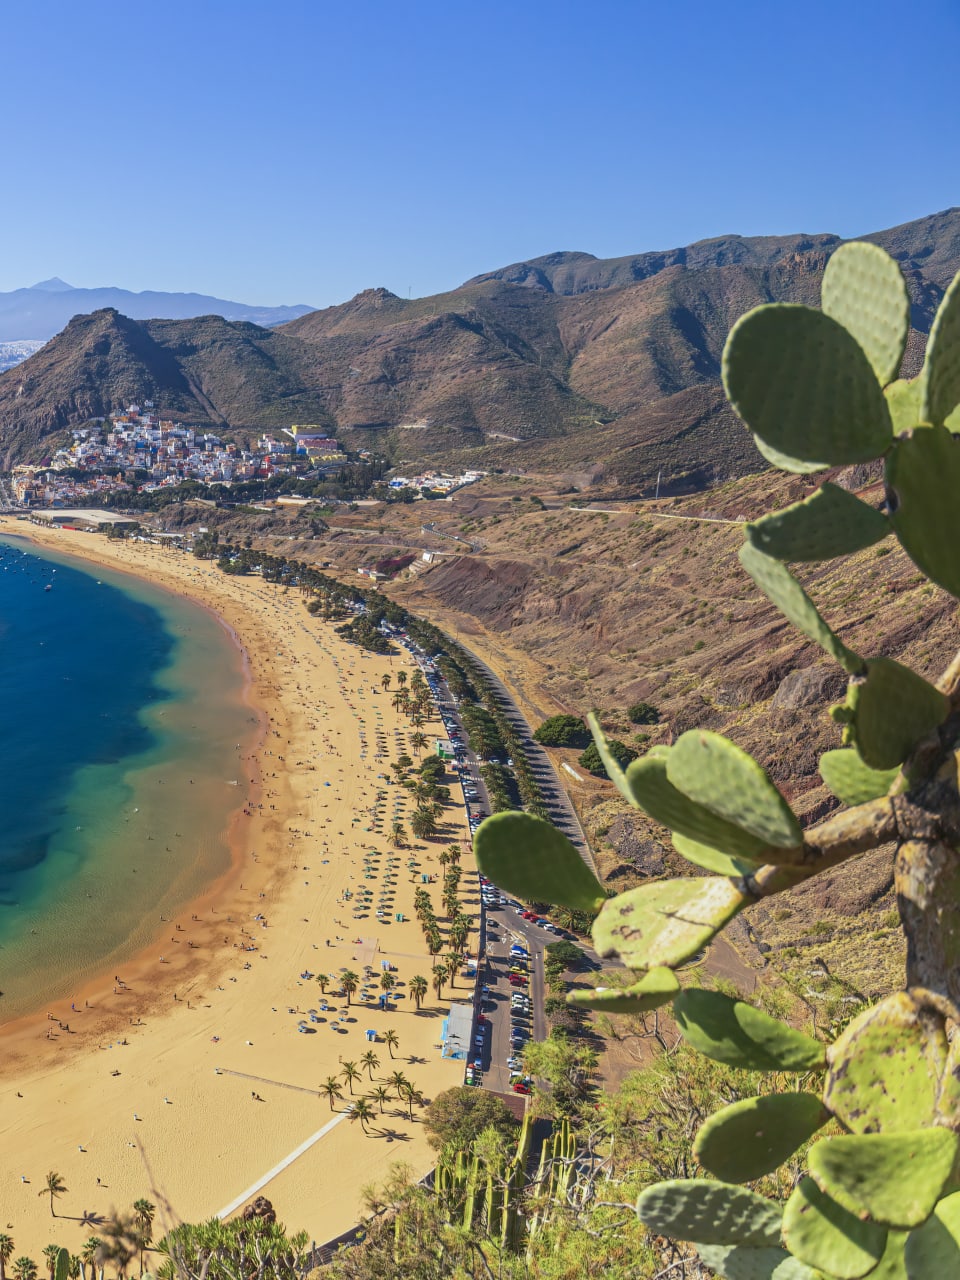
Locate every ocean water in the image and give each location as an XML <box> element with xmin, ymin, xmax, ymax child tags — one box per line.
<box><xmin>0</xmin><ymin>536</ymin><xmax>255</xmax><ymax>1020</ymax></box>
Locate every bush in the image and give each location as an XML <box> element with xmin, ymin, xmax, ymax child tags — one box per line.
<box><xmin>423</xmin><ymin>1087</ymin><xmax>519</xmax><ymax>1151</ymax></box>
<box><xmin>545</xmin><ymin>940</ymin><xmax>587</xmax><ymax>970</ymax></box>
<box><xmin>579</xmin><ymin>739</ymin><xmax>638</xmax><ymax>778</ymax></box>
<box><xmin>533</xmin><ymin>714</ymin><xmax>590</xmax><ymax>748</ymax></box>
<box><xmin>627</xmin><ymin>701</ymin><xmax>660</xmax><ymax>725</ymax></box>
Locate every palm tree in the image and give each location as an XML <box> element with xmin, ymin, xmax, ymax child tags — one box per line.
<box><xmin>445</xmin><ymin>952</ymin><xmax>460</xmax><ymax>987</ymax></box>
<box><xmin>381</xmin><ymin>674</ymin><xmax>391</xmax><ymax>691</ymax></box>
<box><xmin>391</xmin><ymin>692</ymin><xmax>405</xmax><ymax>715</ymax></box>
<box><xmin>432</xmin><ymin>963</ymin><xmax>449</xmax><ymax>1001</ymax></box>
<box><xmin>387</xmin><ymin>1069</ymin><xmax>410</xmax><ymax>1095</ymax></box>
<box><xmin>396</xmin><ymin>670</ymin><xmax>408</xmax><ymax>688</ymax></box>
<box><xmin>66</xmin><ymin>1258</ymin><xmax>79</xmax><ymax>1280</ymax></box>
<box><xmin>426</xmin><ymin>930</ymin><xmax>443</xmax><ymax>968</ymax></box>
<box><xmin>341</xmin><ymin>1061</ymin><xmax>362</xmax><ymax>1095</ymax></box>
<box><xmin>41</xmin><ymin>1248</ymin><xmax>59</xmax><ymax>1280</ymax></box>
<box><xmin>317</xmin><ymin>973</ymin><xmax>329</xmax><ymax>995</ymax></box>
<box><xmin>360</xmin><ymin>1049</ymin><xmax>380</xmax><ymax>1079</ymax></box>
<box><xmin>319</xmin><ymin>1076</ymin><xmax>344</xmax><ymax>1111</ymax></box>
<box><xmin>340</xmin><ymin>970</ymin><xmax>359</xmax><ymax>1005</ymax></box>
<box><xmin>79</xmin><ymin>1240</ymin><xmax>100</xmax><ymax>1280</ymax></box>
<box><xmin>409</xmin><ymin>974</ymin><xmax>429</xmax><ymax>1009</ymax></box>
<box><xmin>380</xmin><ymin>972</ymin><xmax>396</xmax><ymax>996</ymax></box>
<box><xmin>0</xmin><ymin>1235</ymin><xmax>15</xmax><ymax>1280</ymax></box>
<box><xmin>399</xmin><ymin>1082</ymin><xmax>424</xmax><ymax>1121</ymax></box>
<box><xmin>390</xmin><ymin>821</ymin><xmax>407</xmax><ymax>848</ymax></box>
<box><xmin>132</xmin><ymin>1200</ymin><xmax>154</xmax><ymax>1275</ymax></box>
<box><xmin>410</xmin><ymin>731</ymin><xmax>428</xmax><ymax>756</ymax></box>
<box><xmin>410</xmin><ymin>808</ymin><xmax>438</xmax><ymax>840</ymax></box>
<box><xmin>12</xmin><ymin>1260</ymin><xmax>36</xmax><ymax>1280</ymax></box>
<box><xmin>383</xmin><ymin>1028</ymin><xmax>400</xmax><ymax>1060</ymax></box>
<box><xmin>350</xmin><ymin>1097</ymin><xmax>375</xmax><ymax>1135</ymax></box>
<box><xmin>39</xmin><ymin>1172</ymin><xmax>66</xmax><ymax>1218</ymax></box>
<box><xmin>371</xmin><ymin>1085</ymin><xmax>391</xmax><ymax>1114</ymax></box>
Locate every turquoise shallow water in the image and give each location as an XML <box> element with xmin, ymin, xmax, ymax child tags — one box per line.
<box><xmin>0</xmin><ymin>536</ymin><xmax>255</xmax><ymax>1021</ymax></box>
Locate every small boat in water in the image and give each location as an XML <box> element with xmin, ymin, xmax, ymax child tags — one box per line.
<box><xmin>44</xmin><ymin>583</ymin><xmax>52</xmax><ymax>591</ymax></box>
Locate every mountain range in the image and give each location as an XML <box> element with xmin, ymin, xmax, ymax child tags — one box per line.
<box><xmin>0</xmin><ymin>278</ymin><xmax>313</xmax><ymax>342</ymax></box>
<box><xmin>1</xmin><ymin>208</ymin><xmax>958</xmax><ymax>484</ymax></box>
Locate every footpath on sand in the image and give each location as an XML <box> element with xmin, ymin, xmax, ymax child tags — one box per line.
<box><xmin>0</xmin><ymin>521</ymin><xmax>478</xmax><ymax>1260</ymax></box>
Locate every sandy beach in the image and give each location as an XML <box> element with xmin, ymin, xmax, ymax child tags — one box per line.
<box><xmin>0</xmin><ymin>518</ymin><xmax>477</xmax><ymax>1259</ymax></box>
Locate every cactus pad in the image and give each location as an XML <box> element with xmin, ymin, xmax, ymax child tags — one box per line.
<box><xmin>808</xmin><ymin>1128</ymin><xmax>958</xmax><ymax>1229</ymax></box>
<box><xmin>782</xmin><ymin>1177</ymin><xmax>887</xmax><ymax>1278</ymax></box>
<box><xmin>886</xmin><ymin>425</ymin><xmax>960</xmax><ymax>598</ymax></box>
<box><xmin>694</xmin><ymin>1092</ymin><xmax>828</xmax><ymax>1183</ymax></box>
<box><xmin>695</xmin><ymin>1244</ymin><xmax>824</xmax><ymax>1280</ymax></box>
<box><xmin>824</xmin><ymin>992</ymin><xmax>947</xmax><ymax>1133</ymax></box>
<box><xmin>592</xmin><ymin>877</ymin><xmax>748</xmax><ymax>970</ymax></box>
<box><xmin>625</xmin><ymin>751</ymin><xmax>772</xmax><ymax>861</ymax></box>
<box><xmin>821</xmin><ymin>241</ymin><xmax>910</xmax><ymax>387</ymax></box>
<box><xmin>473</xmin><ymin>812</ymin><xmax>606</xmax><ymax>912</ymax></box>
<box><xmin>739</xmin><ymin>544</ymin><xmax>864</xmax><ymax>675</ymax></box>
<box><xmin>722</xmin><ymin>303</ymin><xmax>893</xmax><ymax>467</ymax></box>
<box><xmin>672</xmin><ymin>833</ymin><xmax>758</xmax><ymax>877</ymax></box>
<box><xmin>635</xmin><ymin>1179</ymin><xmax>782</xmax><ymax>1247</ymax></box>
<box><xmin>672</xmin><ymin>989</ymin><xmax>826</xmax><ymax>1071</ymax></box>
<box><xmin>818</xmin><ymin>748</ymin><xmax>900</xmax><ymax>806</ymax></box>
<box><xmin>885</xmin><ymin>378</ymin><xmax>925</xmax><ymax>434</ymax></box>
<box><xmin>586</xmin><ymin>712</ymin><xmax>635</xmax><ymax>804</ymax></box>
<box><xmin>920</xmin><ymin>269</ymin><xmax>960</xmax><ymax>427</ymax></box>
<box><xmin>567</xmin><ymin>966</ymin><xmax>679</xmax><ymax>1013</ymax></box>
<box><xmin>667</xmin><ymin>730</ymin><xmax>803</xmax><ymax>850</ymax></box>
<box><xmin>903</xmin><ymin>1190</ymin><xmax>960</xmax><ymax>1276</ymax></box>
<box><xmin>746</xmin><ymin>482</ymin><xmax>890</xmax><ymax>563</ymax></box>
<box><xmin>846</xmin><ymin>657</ymin><xmax>948</xmax><ymax>770</ymax></box>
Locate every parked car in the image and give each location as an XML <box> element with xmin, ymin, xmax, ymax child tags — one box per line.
<box><xmin>512</xmin><ymin>1082</ymin><xmax>532</xmax><ymax>1094</ymax></box>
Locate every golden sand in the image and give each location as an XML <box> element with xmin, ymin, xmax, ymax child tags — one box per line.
<box><xmin>0</xmin><ymin>519</ymin><xmax>476</xmax><ymax>1257</ymax></box>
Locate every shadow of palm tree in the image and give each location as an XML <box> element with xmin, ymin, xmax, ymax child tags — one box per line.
<box><xmin>374</xmin><ymin>1128</ymin><xmax>412</xmax><ymax>1142</ymax></box>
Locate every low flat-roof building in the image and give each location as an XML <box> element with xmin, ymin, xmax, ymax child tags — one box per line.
<box><xmin>31</xmin><ymin>509</ymin><xmax>139</xmax><ymax>531</ymax></box>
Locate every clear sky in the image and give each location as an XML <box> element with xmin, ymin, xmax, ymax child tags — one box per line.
<box><xmin>2</xmin><ymin>0</ymin><xmax>958</xmax><ymax>308</ymax></box>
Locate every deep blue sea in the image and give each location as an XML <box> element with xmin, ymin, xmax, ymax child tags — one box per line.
<box><xmin>0</xmin><ymin>535</ymin><xmax>253</xmax><ymax>1019</ymax></box>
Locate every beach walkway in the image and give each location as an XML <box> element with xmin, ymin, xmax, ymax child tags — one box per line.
<box><xmin>216</xmin><ymin>1110</ymin><xmax>350</xmax><ymax>1219</ymax></box>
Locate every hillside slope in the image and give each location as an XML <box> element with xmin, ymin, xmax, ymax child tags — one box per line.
<box><xmin>1</xmin><ymin>208</ymin><xmax>957</xmax><ymax>482</ymax></box>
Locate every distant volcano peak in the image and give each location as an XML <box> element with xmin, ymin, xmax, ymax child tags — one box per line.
<box><xmin>30</xmin><ymin>277</ymin><xmax>74</xmax><ymax>293</ymax></box>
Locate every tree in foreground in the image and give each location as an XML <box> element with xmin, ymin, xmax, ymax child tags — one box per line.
<box><xmin>423</xmin><ymin>1087</ymin><xmax>519</xmax><ymax>1152</ymax></box>
<box><xmin>474</xmin><ymin>242</ymin><xmax>960</xmax><ymax>1277</ymax></box>
<box><xmin>12</xmin><ymin>1260</ymin><xmax>36</xmax><ymax>1280</ymax></box>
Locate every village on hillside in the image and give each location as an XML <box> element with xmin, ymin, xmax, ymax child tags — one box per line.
<box><xmin>8</xmin><ymin>406</ymin><xmax>486</xmax><ymax>508</ymax></box>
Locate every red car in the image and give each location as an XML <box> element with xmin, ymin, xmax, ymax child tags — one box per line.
<box><xmin>522</xmin><ymin>910</ymin><xmax>537</xmax><ymax>921</ymax></box>
<box><xmin>512</xmin><ymin>1082</ymin><xmax>532</xmax><ymax>1094</ymax></box>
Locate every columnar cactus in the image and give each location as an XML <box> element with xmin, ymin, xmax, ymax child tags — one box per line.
<box><xmin>474</xmin><ymin>242</ymin><xmax>960</xmax><ymax>1278</ymax></box>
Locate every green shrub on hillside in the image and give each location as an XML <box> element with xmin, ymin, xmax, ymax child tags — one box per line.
<box><xmin>626</xmin><ymin>701</ymin><xmax>660</xmax><ymax>725</ymax></box>
<box><xmin>578</xmin><ymin>738</ymin><xmax>638</xmax><ymax>777</ymax></box>
<box><xmin>533</xmin><ymin>714</ymin><xmax>590</xmax><ymax>748</ymax></box>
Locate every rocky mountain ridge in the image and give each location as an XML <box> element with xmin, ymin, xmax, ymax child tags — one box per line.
<box><xmin>0</xmin><ymin>207</ymin><xmax>957</xmax><ymax>483</ymax></box>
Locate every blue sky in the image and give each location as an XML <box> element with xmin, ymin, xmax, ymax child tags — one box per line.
<box><xmin>2</xmin><ymin>0</ymin><xmax>958</xmax><ymax>307</ymax></box>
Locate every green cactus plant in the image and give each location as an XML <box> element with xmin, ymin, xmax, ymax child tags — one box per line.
<box><xmin>746</xmin><ymin>482</ymin><xmax>890</xmax><ymax>563</ymax></box>
<box><xmin>624</xmin><ymin>749</ymin><xmax>777</xmax><ymax>860</ymax></box>
<box><xmin>818</xmin><ymin>748</ymin><xmax>900</xmax><ymax>806</ymax></box>
<box><xmin>53</xmin><ymin>1250</ymin><xmax>70</xmax><ymax>1280</ymax></box>
<box><xmin>635</xmin><ymin>1180</ymin><xmax>783</xmax><ymax>1248</ymax></box>
<box><xmin>722</xmin><ymin>303</ymin><xmax>893</xmax><ymax>468</ymax></box>
<box><xmin>593</xmin><ymin>876</ymin><xmax>749</xmax><ymax>969</ymax></box>
<box><xmin>781</xmin><ymin>1177</ymin><xmax>888</xmax><ymax>1278</ymax></box>
<box><xmin>807</xmin><ymin>1129</ymin><xmax>958</xmax><ymax>1228</ymax></box>
<box><xmin>470</xmin><ymin>241</ymin><xmax>960</xmax><ymax>1277</ymax></box>
<box><xmin>672</xmin><ymin>990</ymin><xmax>826</xmax><ymax>1071</ymax></box>
<box><xmin>566</xmin><ymin>965</ymin><xmax>679</xmax><ymax>1012</ymax></box>
<box><xmin>886</xmin><ymin>424</ymin><xmax>960</xmax><ymax>597</ymax></box>
<box><xmin>693</xmin><ymin>1093</ymin><xmax>829</xmax><ymax>1183</ymax></box>
<box><xmin>473</xmin><ymin>811</ymin><xmax>606</xmax><ymax>912</ymax></box>
<box><xmin>820</xmin><ymin>240</ymin><xmax>911</xmax><ymax>386</ymax></box>
<box><xmin>666</xmin><ymin>730</ymin><xmax>803</xmax><ymax>851</ymax></box>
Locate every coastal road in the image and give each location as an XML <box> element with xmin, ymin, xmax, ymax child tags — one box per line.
<box><xmin>452</xmin><ymin>643</ymin><xmax>595</xmax><ymax>873</ymax></box>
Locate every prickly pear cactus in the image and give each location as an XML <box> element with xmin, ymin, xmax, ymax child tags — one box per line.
<box><xmin>470</xmin><ymin>241</ymin><xmax>960</xmax><ymax>1280</ymax></box>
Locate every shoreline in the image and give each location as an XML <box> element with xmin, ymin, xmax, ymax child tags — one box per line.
<box><xmin>0</xmin><ymin>525</ymin><xmax>271</xmax><ymax>1062</ymax></box>
<box><xmin>0</xmin><ymin>518</ymin><xmax>477</xmax><ymax>1259</ymax></box>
